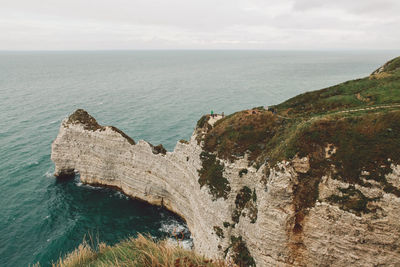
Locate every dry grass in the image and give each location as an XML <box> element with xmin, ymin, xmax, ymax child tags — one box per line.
<box><xmin>369</xmin><ymin>72</ymin><xmax>392</xmax><ymax>80</ymax></box>
<box><xmin>203</xmin><ymin>109</ymin><xmax>279</xmax><ymax>161</ymax></box>
<box><xmin>39</xmin><ymin>234</ymin><xmax>231</xmax><ymax>267</ymax></box>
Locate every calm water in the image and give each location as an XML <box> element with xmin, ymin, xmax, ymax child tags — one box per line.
<box><xmin>0</xmin><ymin>50</ymin><xmax>399</xmax><ymax>266</ymax></box>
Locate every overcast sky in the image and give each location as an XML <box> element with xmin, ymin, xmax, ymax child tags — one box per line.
<box><xmin>1</xmin><ymin>0</ymin><xmax>399</xmax><ymax>50</ymax></box>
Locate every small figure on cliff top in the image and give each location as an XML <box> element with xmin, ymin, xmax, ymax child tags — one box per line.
<box><xmin>211</xmin><ymin>110</ymin><xmax>214</xmax><ymax>118</ymax></box>
<box><xmin>222</xmin><ymin>112</ymin><xmax>224</xmax><ymax>118</ymax></box>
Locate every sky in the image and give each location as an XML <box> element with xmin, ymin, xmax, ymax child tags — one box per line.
<box><xmin>0</xmin><ymin>0</ymin><xmax>399</xmax><ymax>50</ymax></box>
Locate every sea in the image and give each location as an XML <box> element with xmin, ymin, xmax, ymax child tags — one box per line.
<box><xmin>0</xmin><ymin>50</ymin><xmax>398</xmax><ymax>266</ymax></box>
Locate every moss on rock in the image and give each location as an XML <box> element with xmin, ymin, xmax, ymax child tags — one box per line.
<box><xmin>213</xmin><ymin>226</ymin><xmax>224</xmax><ymax>239</ymax></box>
<box><xmin>232</xmin><ymin>186</ymin><xmax>258</xmax><ymax>224</ymax></box>
<box><xmin>150</xmin><ymin>143</ymin><xmax>167</xmax><ymax>155</ymax></box>
<box><xmin>239</xmin><ymin>168</ymin><xmax>248</xmax><ymax>177</ymax></box>
<box><xmin>67</xmin><ymin>109</ymin><xmax>103</xmax><ymax>131</ymax></box>
<box><xmin>327</xmin><ymin>185</ymin><xmax>380</xmax><ymax>215</ymax></box>
<box><xmin>198</xmin><ymin>152</ymin><xmax>231</xmax><ymax>200</ymax></box>
<box><xmin>226</xmin><ymin>236</ymin><xmax>256</xmax><ymax>267</ymax></box>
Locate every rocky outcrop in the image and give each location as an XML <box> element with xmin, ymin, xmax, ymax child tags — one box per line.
<box><xmin>52</xmin><ymin>109</ymin><xmax>400</xmax><ymax>266</ymax></box>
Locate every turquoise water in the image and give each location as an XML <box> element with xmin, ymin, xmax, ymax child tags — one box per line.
<box><xmin>0</xmin><ymin>50</ymin><xmax>399</xmax><ymax>266</ymax></box>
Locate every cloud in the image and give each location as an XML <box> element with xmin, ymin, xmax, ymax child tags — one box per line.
<box><xmin>292</xmin><ymin>0</ymin><xmax>400</xmax><ymax>17</ymax></box>
<box><xmin>0</xmin><ymin>0</ymin><xmax>399</xmax><ymax>50</ymax></box>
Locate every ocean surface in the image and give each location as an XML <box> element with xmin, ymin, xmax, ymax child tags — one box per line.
<box><xmin>0</xmin><ymin>50</ymin><xmax>399</xmax><ymax>266</ymax></box>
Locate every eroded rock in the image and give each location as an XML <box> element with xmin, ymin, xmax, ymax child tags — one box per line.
<box><xmin>51</xmin><ymin>109</ymin><xmax>400</xmax><ymax>266</ymax></box>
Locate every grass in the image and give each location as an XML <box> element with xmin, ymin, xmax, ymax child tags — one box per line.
<box><xmin>199</xmin><ymin>56</ymin><xmax>400</xmax><ymax>229</ymax></box>
<box><xmin>373</xmin><ymin>56</ymin><xmax>400</xmax><ymax>73</ymax></box>
<box><xmin>274</xmin><ymin>60</ymin><xmax>400</xmax><ymax>117</ymax></box>
<box><xmin>35</xmin><ymin>234</ymin><xmax>228</xmax><ymax>267</ymax></box>
<box><xmin>197</xmin><ymin>115</ymin><xmax>210</xmax><ymax>129</ymax></box>
<box><xmin>203</xmin><ymin>109</ymin><xmax>279</xmax><ymax>162</ymax></box>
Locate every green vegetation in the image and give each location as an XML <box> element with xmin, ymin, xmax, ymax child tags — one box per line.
<box><xmin>293</xmin><ymin>112</ymin><xmax>400</xmax><ymax>184</ymax></box>
<box><xmin>150</xmin><ymin>143</ymin><xmax>167</xmax><ymax>155</ymax></box>
<box><xmin>199</xmin><ymin>57</ymin><xmax>400</xmax><ymax>233</ymax></box>
<box><xmin>327</xmin><ymin>185</ymin><xmax>380</xmax><ymax>215</ymax></box>
<box><xmin>109</xmin><ymin>126</ymin><xmax>136</xmax><ymax>145</ymax></box>
<box><xmin>179</xmin><ymin>139</ymin><xmax>189</xmax><ymax>144</ymax></box>
<box><xmin>232</xmin><ymin>186</ymin><xmax>258</xmax><ymax>224</ymax></box>
<box><xmin>213</xmin><ymin>226</ymin><xmax>224</xmax><ymax>239</ymax></box>
<box><xmin>43</xmin><ymin>234</ymin><xmax>226</xmax><ymax>267</ymax></box>
<box><xmin>67</xmin><ymin>109</ymin><xmax>136</xmax><ymax>145</ymax></box>
<box><xmin>225</xmin><ymin>236</ymin><xmax>256</xmax><ymax>267</ymax></box>
<box><xmin>383</xmin><ymin>182</ymin><xmax>400</xmax><ymax>197</ymax></box>
<box><xmin>203</xmin><ymin>109</ymin><xmax>279</xmax><ymax>162</ymax></box>
<box><xmin>196</xmin><ymin>115</ymin><xmax>213</xmax><ymax>144</ymax></box>
<box><xmin>235</xmin><ymin>187</ymin><xmax>252</xmax><ymax>210</ymax></box>
<box><xmin>238</xmin><ymin>168</ymin><xmax>248</xmax><ymax>177</ymax></box>
<box><xmin>198</xmin><ymin>152</ymin><xmax>231</xmax><ymax>200</ymax></box>
<box><xmin>67</xmin><ymin>109</ymin><xmax>103</xmax><ymax>131</ymax></box>
<box><xmin>247</xmin><ymin>206</ymin><xmax>258</xmax><ymax>224</ymax></box>
<box><xmin>223</xmin><ymin>222</ymin><xmax>231</xmax><ymax>228</ymax></box>
<box><xmin>372</xmin><ymin>56</ymin><xmax>400</xmax><ymax>74</ymax></box>
<box><xmin>202</xmin><ymin>57</ymin><xmax>400</xmax><ymax>166</ymax></box>
<box><xmin>275</xmin><ymin>60</ymin><xmax>400</xmax><ymax>117</ymax></box>
<box><xmin>197</xmin><ymin>115</ymin><xmax>210</xmax><ymax>128</ymax></box>
<box><xmin>252</xmin><ymin>189</ymin><xmax>257</xmax><ymax>202</ymax></box>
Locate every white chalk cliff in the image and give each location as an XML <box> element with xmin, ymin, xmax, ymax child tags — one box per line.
<box><xmin>51</xmin><ymin>109</ymin><xmax>400</xmax><ymax>266</ymax></box>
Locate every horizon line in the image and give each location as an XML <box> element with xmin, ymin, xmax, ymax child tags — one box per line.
<box><xmin>1</xmin><ymin>48</ymin><xmax>400</xmax><ymax>52</ymax></box>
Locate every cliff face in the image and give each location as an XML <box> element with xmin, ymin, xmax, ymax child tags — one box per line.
<box><xmin>52</xmin><ymin>110</ymin><xmax>230</xmax><ymax>261</ymax></box>
<box><xmin>51</xmin><ymin>58</ymin><xmax>400</xmax><ymax>266</ymax></box>
<box><xmin>51</xmin><ymin>111</ymin><xmax>400</xmax><ymax>267</ymax></box>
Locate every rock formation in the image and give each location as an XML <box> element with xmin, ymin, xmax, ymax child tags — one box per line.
<box><xmin>52</xmin><ymin>58</ymin><xmax>400</xmax><ymax>266</ymax></box>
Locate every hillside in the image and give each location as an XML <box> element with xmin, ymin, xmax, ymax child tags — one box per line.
<box><xmin>200</xmin><ymin>57</ymin><xmax>400</xmax><ymax>224</ymax></box>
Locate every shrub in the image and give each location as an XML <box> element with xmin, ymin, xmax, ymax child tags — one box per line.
<box><xmin>228</xmin><ymin>236</ymin><xmax>256</xmax><ymax>267</ymax></box>
<box><xmin>198</xmin><ymin>152</ymin><xmax>231</xmax><ymax>200</ymax></box>
<box><xmin>213</xmin><ymin>226</ymin><xmax>224</xmax><ymax>239</ymax></box>
<box><xmin>238</xmin><ymin>169</ymin><xmax>248</xmax><ymax>177</ymax></box>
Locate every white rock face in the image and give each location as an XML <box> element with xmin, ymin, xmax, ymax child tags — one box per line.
<box><xmin>51</xmin><ymin>110</ymin><xmax>400</xmax><ymax>266</ymax></box>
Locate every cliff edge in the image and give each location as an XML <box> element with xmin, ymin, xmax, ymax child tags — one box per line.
<box><xmin>51</xmin><ymin>57</ymin><xmax>400</xmax><ymax>266</ymax></box>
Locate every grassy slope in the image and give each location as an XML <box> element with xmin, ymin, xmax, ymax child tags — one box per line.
<box><xmin>201</xmin><ymin>57</ymin><xmax>400</xmax><ymax>221</ymax></box>
<box><xmin>275</xmin><ymin>58</ymin><xmax>400</xmax><ymax>116</ymax></box>
<box><xmin>36</xmin><ymin>235</ymin><xmax>227</xmax><ymax>267</ymax></box>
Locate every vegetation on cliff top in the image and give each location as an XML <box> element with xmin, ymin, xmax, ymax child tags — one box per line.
<box><xmin>200</xmin><ymin>57</ymin><xmax>400</xmax><ymax>221</ymax></box>
<box><xmin>40</xmin><ymin>234</ymin><xmax>227</xmax><ymax>267</ymax></box>
<box><xmin>67</xmin><ymin>109</ymin><xmax>103</xmax><ymax>131</ymax></box>
<box><xmin>67</xmin><ymin>109</ymin><xmax>136</xmax><ymax>145</ymax></box>
<box><xmin>276</xmin><ymin>56</ymin><xmax>400</xmax><ymax>116</ymax></box>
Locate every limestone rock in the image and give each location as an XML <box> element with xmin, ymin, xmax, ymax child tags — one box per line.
<box><xmin>51</xmin><ymin>109</ymin><xmax>400</xmax><ymax>266</ymax></box>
